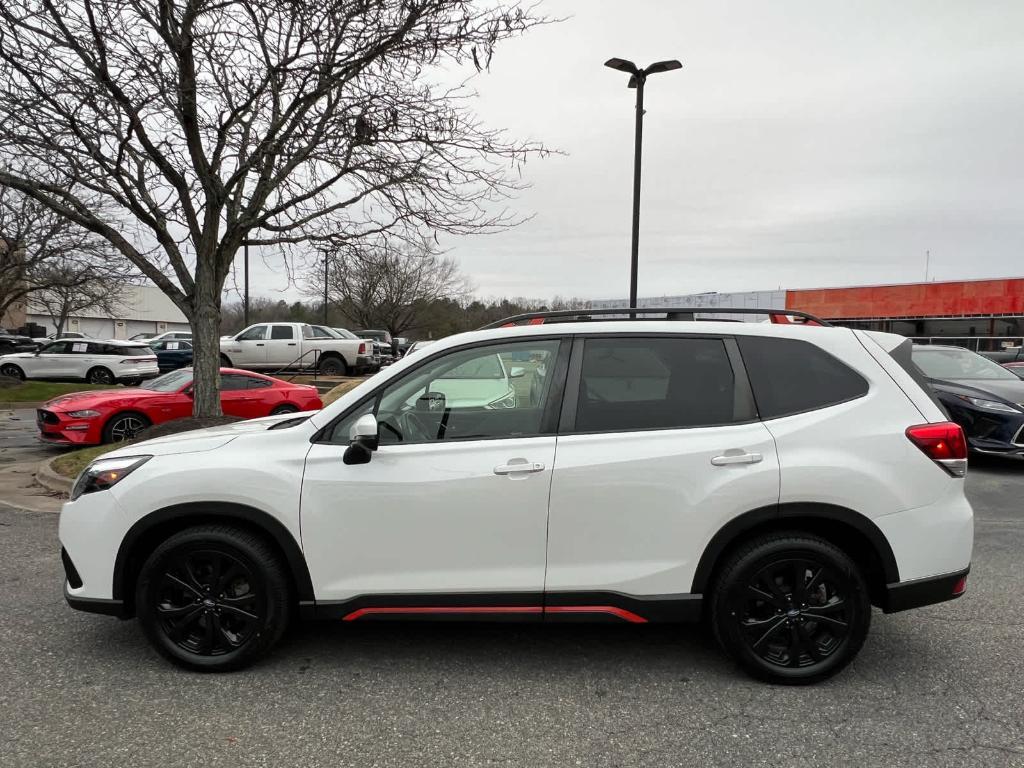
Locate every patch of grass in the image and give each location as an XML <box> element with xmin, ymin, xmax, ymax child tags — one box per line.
<box><xmin>322</xmin><ymin>379</ymin><xmax>363</xmax><ymax>405</ymax></box>
<box><xmin>51</xmin><ymin>443</ymin><xmax>125</xmax><ymax>479</ymax></box>
<box><xmin>0</xmin><ymin>381</ymin><xmax>113</xmax><ymax>403</ymax></box>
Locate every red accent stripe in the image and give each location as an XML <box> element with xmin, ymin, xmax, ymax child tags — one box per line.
<box><xmin>342</xmin><ymin>606</ymin><xmax>542</xmax><ymax>621</ymax></box>
<box><xmin>545</xmin><ymin>606</ymin><xmax>648</xmax><ymax>623</ymax></box>
<box><xmin>341</xmin><ymin>605</ymin><xmax>649</xmax><ymax>623</ymax></box>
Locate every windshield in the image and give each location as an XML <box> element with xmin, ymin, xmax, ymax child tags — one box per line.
<box><xmin>912</xmin><ymin>347</ymin><xmax>1019</xmax><ymax>381</ymax></box>
<box><xmin>438</xmin><ymin>354</ymin><xmax>505</xmax><ymax>380</ymax></box>
<box><xmin>141</xmin><ymin>368</ymin><xmax>193</xmax><ymax>392</ymax></box>
<box><xmin>333</xmin><ymin>328</ymin><xmax>358</xmax><ymax>339</ymax></box>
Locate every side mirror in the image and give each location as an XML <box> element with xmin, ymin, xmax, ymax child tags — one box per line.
<box><xmin>344</xmin><ymin>413</ymin><xmax>379</xmax><ymax>465</ymax></box>
<box><xmin>183</xmin><ymin>387</ymin><xmax>194</xmax><ymax>398</ymax></box>
<box><xmin>509</xmin><ymin>366</ymin><xmax>525</xmax><ymax>379</ymax></box>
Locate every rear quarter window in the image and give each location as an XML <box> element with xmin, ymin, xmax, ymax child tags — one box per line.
<box><xmin>737</xmin><ymin>336</ymin><xmax>868</xmax><ymax>419</ymax></box>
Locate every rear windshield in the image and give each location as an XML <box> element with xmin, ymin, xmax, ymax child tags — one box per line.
<box><xmin>141</xmin><ymin>369</ymin><xmax>192</xmax><ymax>392</ymax></box>
<box><xmin>115</xmin><ymin>345</ymin><xmax>152</xmax><ymax>356</ymax></box>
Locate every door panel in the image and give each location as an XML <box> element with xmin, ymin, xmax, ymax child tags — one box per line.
<box><xmin>546</xmin><ymin>424</ymin><xmax>779</xmax><ymax>596</ymax></box>
<box><xmin>265</xmin><ymin>324</ymin><xmax>299</xmax><ymax>366</ymax></box>
<box><xmin>226</xmin><ymin>325</ymin><xmax>268</xmax><ymax>366</ymax></box>
<box><xmin>300</xmin><ymin>437</ymin><xmax>556</xmax><ymax>600</ymax></box>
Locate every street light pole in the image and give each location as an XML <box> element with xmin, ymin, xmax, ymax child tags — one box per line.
<box><xmin>323</xmin><ymin>252</ymin><xmax>329</xmax><ymax>325</ymax></box>
<box><xmin>243</xmin><ymin>243</ymin><xmax>250</xmax><ymax>326</ymax></box>
<box><xmin>604</xmin><ymin>57</ymin><xmax>682</xmax><ymax>310</ymax></box>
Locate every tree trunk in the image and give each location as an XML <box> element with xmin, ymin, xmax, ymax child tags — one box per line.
<box><xmin>191</xmin><ymin>269</ymin><xmax>223</xmax><ymax>417</ymax></box>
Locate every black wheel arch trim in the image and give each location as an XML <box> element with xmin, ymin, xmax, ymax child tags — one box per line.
<box><xmin>111</xmin><ymin>501</ymin><xmax>315</xmax><ymax>610</ymax></box>
<box><xmin>690</xmin><ymin>502</ymin><xmax>900</xmax><ymax>594</ymax></box>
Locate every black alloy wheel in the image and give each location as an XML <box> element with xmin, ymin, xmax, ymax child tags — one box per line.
<box><xmin>102</xmin><ymin>413</ymin><xmax>150</xmax><ymax>443</ymax></box>
<box><xmin>136</xmin><ymin>525</ymin><xmax>289</xmax><ymax>671</ymax></box>
<box><xmin>87</xmin><ymin>366</ymin><xmax>115</xmax><ymax>385</ymax></box>
<box><xmin>270</xmin><ymin>404</ymin><xmax>299</xmax><ymax>415</ymax></box>
<box><xmin>0</xmin><ymin>363</ymin><xmax>24</xmax><ymax>380</ymax></box>
<box><xmin>712</xmin><ymin>533</ymin><xmax>870</xmax><ymax>685</ymax></box>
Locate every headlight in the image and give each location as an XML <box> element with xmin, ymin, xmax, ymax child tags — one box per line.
<box><xmin>70</xmin><ymin>455</ymin><xmax>151</xmax><ymax>501</ymax></box>
<box><xmin>955</xmin><ymin>395</ymin><xmax>1020</xmax><ymax>413</ymax></box>
<box><xmin>487</xmin><ymin>390</ymin><xmax>517</xmax><ymax>409</ymax></box>
<box><xmin>67</xmin><ymin>409</ymin><xmax>101</xmax><ymax>418</ymax></box>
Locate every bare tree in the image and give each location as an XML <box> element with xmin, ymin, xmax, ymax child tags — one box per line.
<box><xmin>0</xmin><ymin>0</ymin><xmax>550</xmax><ymax>415</ymax></box>
<box><xmin>311</xmin><ymin>239</ymin><xmax>470</xmax><ymax>336</ymax></box>
<box><xmin>0</xmin><ymin>185</ymin><xmax>118</xmax><ymax>328</ymax></box>
<box><xmin>32</xmin><ymin>259</ymin><xmax>137</xmax><ymax>337</ymax></box>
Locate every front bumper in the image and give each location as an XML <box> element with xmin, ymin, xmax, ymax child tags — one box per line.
<box><xmin>882</xmin><ymin>567</ymin><xmax>970</xmax><ymax>613</ymax></box>
<box><xmin>36</xmin><ymin>408</ymin><xmax>103</xmax><ymax>445</ymax></box>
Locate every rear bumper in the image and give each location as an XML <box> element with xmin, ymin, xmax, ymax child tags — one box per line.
<box><xmin>64</xmin><ymin>583</ymin><xmax>127</xmax><ymax>617</ymax></box>
<box><xmin>882</xmin><ymin>567</ymin><xmax>970</xmax><ymax>613</ymax></box>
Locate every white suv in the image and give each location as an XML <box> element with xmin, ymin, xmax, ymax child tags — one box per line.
<box><xmin>59</xmin><ymin>310</ymin><xmax>973</xmax><ymax>684</ymax></box>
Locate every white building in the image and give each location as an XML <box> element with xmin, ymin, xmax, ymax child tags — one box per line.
<box><xmin>589</xmin><ymin>290</ymin><xmax>788</xmax><ymax>321</ymax></box>
<box><xmin>26</xmin><ymin>284</ymin><xmax>190</xmax><ymax>339</ymax></box>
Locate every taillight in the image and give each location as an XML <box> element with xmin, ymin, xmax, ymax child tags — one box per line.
<box><xmin>952</xmin><ymin>575</ymin><xmax>968</xmax><ymax>596</ymax></box>
<box><xmin>906</xmin><ymin>422</ymin><xmax>967</xmax><ymax>477</ymax></box>
<box><xmin>358</xmin><ymin>342</ymin><xmax>366</xmax><ymax>354</ymax></box>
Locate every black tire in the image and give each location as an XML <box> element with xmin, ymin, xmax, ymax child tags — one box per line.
<box><xmin>123</xmin><ymin>378</ymin><xmax>142</xmax><ymax>387</ymax></box>
<box><xmin>101</xmin><ymin>411</ymin><xmax>151</xmax><ymax>443</ymax></box>
<box><xmin>220</xmin><ymin>354</ymin><xmax>232</xmax><ymax>367</ymax></box>
<box><xmin>136</xmin><ymin>525</ymin><xmax>290</xmax><ymax>672</ymax></box>
<box><xmin>710</xmin><ymin>532</ymin><xmax>870</xmax><ymax>685</ymax></box>
<box><xmin>270</xmin><ymin>404</ymin><xmax>299</xmax><ymax>416</ymax></box>
<box><xmin>318</xmin><ymin>355</ymin><xmax>348</xmax><ymax>377</ymax></box>
<box><xmin>86</xmin><ymin>366</ymin><xmax>116</xmax><ymax>385</ymax></box>
<box><xmin>0</xmin><ymin>363</ymin><xmax>24</xmax><ymax>381</ymax></box>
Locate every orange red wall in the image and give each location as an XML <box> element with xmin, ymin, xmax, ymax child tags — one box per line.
<box><xmin>786</xmin><ymin>279</ymin><xmax>1024</xmax><ymax>320</ymax></box>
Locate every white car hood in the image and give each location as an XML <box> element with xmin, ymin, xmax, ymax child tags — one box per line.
<box><xmin>103</xmin><ymin>412</ymin><xmax>311</xmax><ymax>459</ymax></box>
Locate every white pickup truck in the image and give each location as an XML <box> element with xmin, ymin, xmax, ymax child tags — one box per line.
<box><xmin>219</xmin><ymin>322</ymin><xmax>376</xmax><ymax>376</ymax></box>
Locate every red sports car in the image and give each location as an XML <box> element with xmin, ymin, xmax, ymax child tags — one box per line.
<box><xmin>37</xmin><ymin>367</ymin><xmax>322</xmax><ymax>446</ymax></box>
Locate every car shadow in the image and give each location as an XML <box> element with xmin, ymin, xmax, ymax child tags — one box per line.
<box><xmin>968</xmin><ymin>452</ymin><xmax>1022</xmax><ymax>475</ymax></box>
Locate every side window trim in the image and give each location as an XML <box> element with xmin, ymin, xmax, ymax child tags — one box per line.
<box><xmin>724</xmin><ymin>337</ymin><xmax>758</xmax><ymax>422</ymax></box>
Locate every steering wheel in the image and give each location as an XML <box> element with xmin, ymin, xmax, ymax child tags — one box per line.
<box><xmin>397</xmin><ymin>411</ymin><xmax>436</xmax><ymax>442</ymax></box>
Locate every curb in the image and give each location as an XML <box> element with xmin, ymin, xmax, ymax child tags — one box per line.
<box><xmin>36</xmin><ymin>455</ymin><xmax>72</xmax><ymax>496</ymax></box>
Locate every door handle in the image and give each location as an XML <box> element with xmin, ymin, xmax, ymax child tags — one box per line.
<box><xmin>494</xmin><ymin>460</ymin><xmax>545</xmax><ymax>475</ymax></box>
<box><xmin>287</xmin><ymin>342</ymin><xmax>297</xmax><ymax>346</ymax></box>
<box><xmin>711</xmin><ymin>451</ymin><xmax>763</xmax><ymax>466</ymax></box>
<box><xmin>256</xmin><ymin>343</ymin><xmax>265</xmax><ymax>346</ymax></box>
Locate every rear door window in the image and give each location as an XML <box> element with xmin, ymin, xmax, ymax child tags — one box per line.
<box><xmin>737</xmin><ymin>336</ymin><xmax>868</xmax><ymax>419</ymax></box>
<box><xmin>574</xmin><ymin>337</ymin><xmax>744</xmax><ymax>432</ymax></box>
<box><xmin>270</xmin><ymin>325</ymin><xmax>295</xmax><ymax>340</ymax></box>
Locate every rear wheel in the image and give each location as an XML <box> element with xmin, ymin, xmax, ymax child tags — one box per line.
<box><xmin>318</xmin><ymin>355</ymin><xmax>347</xmax><ymax>377</ymax></box>
<box><xmin>86</xmin><ymin>366</ymin><xmax>115</xmax><ymax>385</ymax></box>
<box><xmin>0</xmin><ymin>363</ymin><xmax>24</xmax><ymax>381</ymax></box>
<box><xmin>135</xmin><ymin>525</ymin><xmax>290</xmax><ymax>671</ymax></box>
<box><xmin>102</xmin><ymin>411</ymin><xmax>151</xmax><ymax>443</ymax></box>
<box><xmin>270</xmin><ymin>404</ymin><xmax>299</xmax><ymax>416</ymax></box>
<box><xmin>711</xmin><ymin>533</ymin><xmax>870</xmax><ymax>685</ymax></box>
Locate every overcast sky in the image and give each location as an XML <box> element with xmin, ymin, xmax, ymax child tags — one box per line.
<box><xmin>243</xmin><ymin>0</ymin><xmax>1024</xmax><ymax>303</ymax></box>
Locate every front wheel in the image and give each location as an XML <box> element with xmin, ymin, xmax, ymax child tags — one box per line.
<box><xmin>102</xmin><ymin>412</ymin><xmax>151</xmax><ymax>443</ymax></box>
<box><xmin>135</xmin><ymin>525</ymin><xmax>290</xmax><ymax>671</ymax></box>
<box><xmin>0</xmin><ymin>363</ymin><xmax>24</xmax><ymax>381</ymax></box>
<box><xmin>711</xmin><ymin>533</ymin><xmax>870</xmax><ymax>685</ymax></box>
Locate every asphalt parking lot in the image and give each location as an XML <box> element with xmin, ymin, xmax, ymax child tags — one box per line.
<box><xmin>0</xmin><ymin>415</ymin><xmax>1021</xmax><ymax>767</ymax></box>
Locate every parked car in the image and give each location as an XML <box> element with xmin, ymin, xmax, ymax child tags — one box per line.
<box><xmin>1003</xmin><ymin>362</ymin><xmax>1024</xmax><ymax>380</ymax></box>
<box><xmin>394</xmin><ymin>337</ymin><xmax>413</xmax><ymax>357</ymax></box>
<box><xmin>38</xmin><ymin>367</ymin><xmax>321</xmax><ymax>446</ymax></box>
<box><xmin>0</xmin><ymin>339</ymin><xmax>158</xmax><ymax>385</ymax></box>
<box><xmin>308</xmin><ymin>325</ymin><xmax>380</xmax><ymax>372</ymax></box>
<box><xmin>148</xmin><ymin>339</ymin><xmax>193</xmax><ymax>373</ymax></box>
<box><xmin>0</xmin><ymin>333</ymin><xmax>40</xmax><ymax>355</ymax></box>
<box><xmin>46</xmin><ymin>331</ymin><xmax>89</xmax><ymax>341</ymax></box>
<box><xmin>357</xmin><ymin>329</ymin><xmax>396</xmax><ymax>364</ymax></box>
<box><xmin>149</xmin><ymin>331</ymin><xmax>193</xmax><ymax>343</ymax></box>
<box><xmin>129</xmin><ymin>332</ymin><xmax>157</xmax><ymax>341</ymax></box>
<box><xmin>333</xmin><ymin>328</ymin><xmax>382</xmax><ymax>371</ymax></box>
<box><xmin>60</xmin><ymin>310</ymin><xmax>972</xmax><ymax>683</ymax></box>
<box><xmin>220</xmin><ymin>322</ymin><xmax>376</xmax><ymax>376</ymax></box>
<box><xmin>979</xmin><ymin>346</ymin><xmax>1024</xmax><ymax>364</ymax></box>
<box><xmin>912</xmin><ymin>344</ymin><xmax>1024</xmax><ymax>457</ymax></box>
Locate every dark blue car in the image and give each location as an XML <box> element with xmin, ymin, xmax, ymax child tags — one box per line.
<box><xmin>148</xmin><ymin>339</ymin><xmax>193</xmax><ymax>373</ymax></box>
<box><xmin>913</xmin><ymin>344</ymin><xmax>1024</xmax><ymax>458</ymax></box>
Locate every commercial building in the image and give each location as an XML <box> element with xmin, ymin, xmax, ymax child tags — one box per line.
<box><xmin>593</xmin><ymin>277</ymin><xmax>1024</xmax><ymax>351</ymax></box>
<box><xmin>18</xmin><ymin>284</ymin><xmax>190</xmax><ymax>339</ymax></box>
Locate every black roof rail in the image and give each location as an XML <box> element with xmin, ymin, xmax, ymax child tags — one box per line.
<box><xmin>479</xmin><ymin>306</ymin><xmax>832</xmax><ymax>330</ymax></box>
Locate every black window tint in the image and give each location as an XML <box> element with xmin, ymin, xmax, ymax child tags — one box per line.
<box><xmin>270</xmin><ymin>325</ymin><xmax>294</xmax><ymax>340</ymax></box>
<box><xmin>888</xmin><ymin>339</ymin><xmax>945</xmax><ymax>413</ymax></box>
<box><xmin>247</xmin><ymin>377</ymin><xmax>272</xmax><ymax>389</ymax></box>
<box><xmin>116</xmin><ymin>345</ymin><xmax>151</xmax><ymax>356</ymax></box>
<box><xmin>575</xmin><ymin>338</ymin><xmax>740</xmax><ymax>432</ymax></box>
<box><xmin>220</xmin><ymin>374</ymin><xmax>252</xmax><ymax>391</ymax></box>
<box><xmin>737</xmin><ymin>336</ymin><xmax>868</xmax><ymax>419</ymax></box>
<box><xmin>42</xmin><ymin>342</ymin><xmax>70</xmax><ymax>354</ymax></box>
